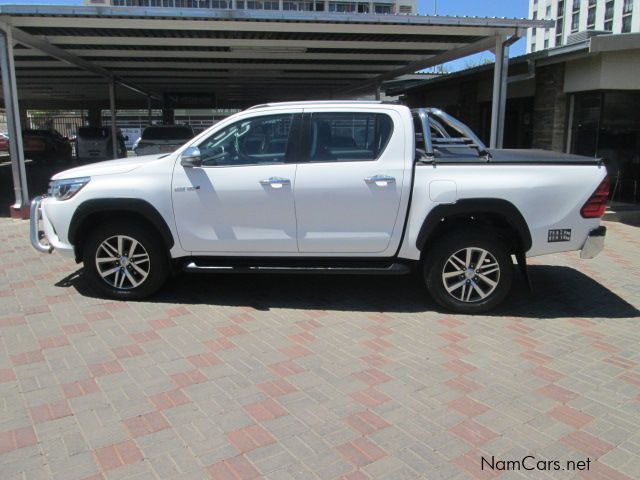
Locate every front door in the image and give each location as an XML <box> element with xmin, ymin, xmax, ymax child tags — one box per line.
<box><xmin>172</xmin><ymin>112</ymin><xmax>300</xmax><ymax>254</ymax></box>
<box><xmin>294</xmin><ymin>109</ymin><xmax>407</xmax><ymax>255</ymax></box>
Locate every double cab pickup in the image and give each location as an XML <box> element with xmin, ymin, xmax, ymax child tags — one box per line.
<box><xmin>31</xmin><ymin>101</ymin><xmax>609</xmax><ymax>313</ymax></box>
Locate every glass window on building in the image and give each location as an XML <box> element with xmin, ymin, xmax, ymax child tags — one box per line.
<box><xmin>557</xmin><ymin>0</ymin><xmax>565</xmax><ymax>16</ymax></box>
<box><xmin>572</xmin><ymin>0</ymin><xmax>580</xmax><ymax>11</ymax></box>
<box><xmin>587</xmin><ymin>6</ymin><xmax>596</xmax><ymax>28</ymax></box>
<box><xmin>376</xmin><ymin>5</ymin><xmax>392</xmax><ymax>13</ymax></box>
<box><xmin>570</xmin><ymin>91</ymin><xmax>640</xmax><ymax>202</ymax></box>
<box><xmin>571</xmin><ymin>12</ymin><xmax>580</xmax><ymax>32</ymax></box>
<box><xmin>622</xmin><ymin>0</ymin><xmax>634</xmax><ymax>33</ymax></box>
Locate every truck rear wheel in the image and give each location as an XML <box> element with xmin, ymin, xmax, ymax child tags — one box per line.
<box><xmin>82</xmin><ymin>221</ymin><xmax>169</xmax><ymax>300</ymax></box>
<box><xmin>423</xmin><ymin>231</ymin><xmax>513</xmax><ymax>314</ymax></box>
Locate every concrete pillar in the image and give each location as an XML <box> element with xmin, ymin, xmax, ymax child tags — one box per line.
<box><xmin>162</xmin><ymin>108</ymin><xmax>175</xmax><ymax>125</ymax></box>
<box><xmin>532</xmin><ymin>63</ymin><xmax>567</xmax><ymax>152</ymax></box>
<box><xmin>490</xmin><ymin>35</ymin><xmax>509</xmax><ymax>149</ymax></box>
<box><xmin>0</xmin><ymin>28</ymin><xmax>29</xmax><ymax>219</ymax></box>
<box><xmin>147</xmin><ymin>96</ymin><xmax>153</xmax><ymax>126</ymax></box>
<box><xmin>108</xmin><ymin>79</ymin><xmax>118</xmax><ymax>159</ymax></box>
<box><xmin>87</xmin><ymin>107</ymin><xmax>101</xmax><ymax>127</ymax></box>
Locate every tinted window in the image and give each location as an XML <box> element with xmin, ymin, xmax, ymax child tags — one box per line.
<box><xmin>23</xmin><ymin>129</ymin><xmax>51</xmax><ymax>137</ymax></box>
<box><xmin>78</xmin><ymin>127</ymin><xmax>109</xmax><ymax>139</ymax></box>
<box><xmin>142</xmin><ymin>126</ymin><xmax>193</xmax><ymax>140</ymax></box>
<box><xmin>198</xmin><ymin>114</ymin><xmax>293</xmax><ymax>167</ymax></box>
<box><xmin>308</xmin><ymin>112</ymin><xmax>393</xmax><ymax>162</ymax></box>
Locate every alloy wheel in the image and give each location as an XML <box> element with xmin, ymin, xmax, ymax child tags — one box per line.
<box><xmin>95</xmin><ymin>235</ymin><xmax>150</xmax><ymax>290</ymax></box>
<box><xmin>441</xmin><ymin>247</ymin><xmax>500</xmax><ymax>303</ymax></box>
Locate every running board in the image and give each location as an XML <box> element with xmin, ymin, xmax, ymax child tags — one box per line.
<box><xmin>182</xmin><ymin>261</ymin><xmax>411</xmax><ymax>275</ymax></box>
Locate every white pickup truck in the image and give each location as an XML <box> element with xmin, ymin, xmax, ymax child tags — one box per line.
<box><xmin>30</xmin><ymin>101</ymin><xmax>609</xmax><ymax>313</ymax></box>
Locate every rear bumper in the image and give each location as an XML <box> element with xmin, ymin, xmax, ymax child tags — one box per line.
<box><xmin>580</xmin><ymin>225</ymin><xmax>606</xmax><ymax>259</ymax></box>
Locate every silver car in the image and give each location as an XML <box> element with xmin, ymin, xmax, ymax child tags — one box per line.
<box><xmin>133</xmin><ymin>125</ymin><xmax>194</xmax><ymax>156</ymax></box>
<box><xmin>76</xmin><ymin>127</ymin><xmax>127</xmax><ymax>162</ymax></box>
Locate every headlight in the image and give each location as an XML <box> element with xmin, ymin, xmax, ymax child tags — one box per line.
<box><xmin>49</xmin><ymin>177</ymin><xmax>90</xmax><ymax>201</ymax></box>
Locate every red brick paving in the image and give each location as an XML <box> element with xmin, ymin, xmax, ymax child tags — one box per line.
<box><xmin>122</xmin><ymin>411</ymin><xmax>170</xmax><ymax>438</ymax></box>
<box><xmin>1</xmin><ymin>218</ymin><xmax>639</xmax><ymax>479</ymax></box>
<box><xmin>226</xmin><ymin>424</ymin><xmax>276</xmax><ymax>454</ymax></box>
<box><xmin>93</xmin><ymin>440</ymin><xmax>143</xmax><ymax>472</ymax></box>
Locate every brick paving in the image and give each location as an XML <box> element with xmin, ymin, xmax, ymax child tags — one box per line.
<box><xmin>1</xmin><ymin>218</ymin><xmax>639</xmax><ymax>480</ymax></box>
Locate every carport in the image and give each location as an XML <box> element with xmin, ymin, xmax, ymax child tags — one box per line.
<box><xmin>0</xmin><ymin>4</ymin><xmax>549</xmax><ymax>218</ymax></box>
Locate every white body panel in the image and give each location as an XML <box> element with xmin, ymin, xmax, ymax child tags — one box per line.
<box><xmin>171</xmin><ymin>163</ymin><xmax>298</xmax><ymax>253</ymax></box>
<box><xmin>37</xmin><ymin>102</ymin><xmax>606</xmax><ymax>265</ymax></box>
<box><xmin>293</xmin><ymin>107</ymin><xmax>411</xmax><ymax>255</ymax></box>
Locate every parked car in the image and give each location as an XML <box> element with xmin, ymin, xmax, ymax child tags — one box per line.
<box><xmin>132</xmin><ymin>125</ymin><xmax>194</xmax><ymax>156</ymax></box>
<box><xmin>22</xmin><ymin>128</ymin><xmax>72</xmax><ymax>163</ymax></box>
<box><xmin>0</xmin><ymin>133</ymin><xmax>9</xmax><ymax>153</ymax></box>
<box><xmin>31</xmin><ymin>102</ymin><xmax>609</xmax><ymax>313</ymax></box>
<box><xmin>76</xmin><ymin>126</ymin><xmax>127</xmax><ymax>162</ymax></box>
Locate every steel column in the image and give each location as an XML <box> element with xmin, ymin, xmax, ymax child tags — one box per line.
<box><xmin>490</xmin><ymin>35</ymin><xmax>509</xmax><ymax>149</ymax></box>
<box><xmin>147</xmin><ymin>96</ymin><xmax>153</xmax><ymax>126</ymax></box>
<box><xmin>108</xmin><ymin>78</ymin><xmax>118</xmax><ymax>159</ymax></box>
<box><xmin>0</xmin><ymin>28</ymin><xmax>29</xmax><ymax>218</ymax></box>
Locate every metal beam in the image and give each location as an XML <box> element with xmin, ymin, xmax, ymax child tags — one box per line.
<box><xmin>14</xmin><ymin>60</ymin><xmax>399</xmax><ymax>72</ymax></box>
<box><xmin>12</xmin><ymin>16</ymin><xmax>506</xmax><ymax>36</ymax></box>
<box><xmin>0</xmin><ymin>22</ymin><xmax>160</xmax><ymax>101</ymax></box>
<box><xmin>340</xmin><ymin>35</ymin><xmax>499</xmax><ymax>95</ymax></box>
<box><xmin>12</xmin><ymin>48</ymin><xmax>429</xmax><ymax>63</ymax></box>
<box><xmin>0</xmin><ymin>28</ymin><xmax>29</xmax><ymax>217</ymax></box>
<box><xmin>108</xmin><ymin>79</ymin><xmax>118</xmax><ymax>160</ymax></box>
<box><xmin>0</xmin><ymin>5</ymin><xmax>554</xmax><ymax>33</ymax></box>
<box><xmin>30</xmin><ymin>36</ymin><xmax>462</xmax><ymax>52</ymax></box>
<box><xmin>490</xmin><ymin>35</ymin><xmax>511</xmax><ymax>149</ymax></box>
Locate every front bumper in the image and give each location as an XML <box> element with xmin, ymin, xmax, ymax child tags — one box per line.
<box><xmin>580</xmin><ymin>225</ymin><xmax>606</xmax><ymax>259</ymax></box>
<box><xmin>30</xmin><ymin>196</ymin><xmax>74</xmax><ymax>256</ymax></box>
<box><xmin>30</xmin><ymin>196</ymin><xmax>53</xmax><ymax>253</ymax></box>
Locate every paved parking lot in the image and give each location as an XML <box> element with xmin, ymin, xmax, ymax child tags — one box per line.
<box><xmin>1</xmin><ymin>218</ymin><xmax>639</xmax><ymax>480</ymax></box>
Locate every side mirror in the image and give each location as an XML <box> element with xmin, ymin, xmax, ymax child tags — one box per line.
<box><xmin>180</xmin><ymin>146</ymin><xmax>202</xmax><ymax>167</ymax></box>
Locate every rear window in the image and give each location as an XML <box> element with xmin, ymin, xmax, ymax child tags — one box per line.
<box><xmin>142</xmin><ymin>126</ymin><xmax>194</xmax><ymax>141</ymax></box>
<box><xmin>23</xmin><ymin>129</ymin><xmax>51</xmax><ymax>137</ymax></box>
<box><xmin>307</xmin><ymin>112</ymin><xmax>393</xmax><ymax>162</ymax></box>
<box><xmin>78</xmin><ymin>127</ymin><xmax>109</xmax><ymax>139</ymax></box>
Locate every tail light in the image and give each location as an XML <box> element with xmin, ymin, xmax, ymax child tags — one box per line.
<box><xmin>580</xmin><ymin>176</ymin><xmax>610</xmax><ymax>218</ymax></box>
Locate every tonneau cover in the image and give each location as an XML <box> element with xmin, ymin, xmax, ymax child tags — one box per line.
<box><xmin>487</xmin><ymin>149</ymin><xmax>601</xmax><ymax>164</ymax></box>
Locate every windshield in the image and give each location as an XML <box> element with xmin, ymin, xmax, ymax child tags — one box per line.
<box><xmin>142</xmin><ymin>126</ymin><xmax>193</xmax><ymax>141</ymax></box>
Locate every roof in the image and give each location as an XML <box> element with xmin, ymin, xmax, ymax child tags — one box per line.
<box><xmin>0</xmin><ymin>5</ymin><xmax>551</xmax><ymax>108</ymax></box>
<box><xmin>386</xmin><ymin>32</ymin><xmax>640</xmax><ymax>96</ymax></box>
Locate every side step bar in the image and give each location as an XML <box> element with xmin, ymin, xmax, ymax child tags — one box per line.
<box><xmin>182</xmin><ymin>262</ymin><xmax>411</xmax><ymax>276</ymax></box>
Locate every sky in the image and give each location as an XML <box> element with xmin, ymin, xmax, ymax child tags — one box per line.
<box><xmin>0</xmin><ymin>0</ymin><xmax>530</xmax><ymax>70</ymax></box>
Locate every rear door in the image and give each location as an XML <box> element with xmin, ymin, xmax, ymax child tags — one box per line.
<box><xmin>293</xmin><ymin>108</ymin><xmax>408</xmax><ymax>255</ymax></box>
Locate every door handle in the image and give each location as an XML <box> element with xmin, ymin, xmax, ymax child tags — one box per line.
<box><xmin>260</xmin><ymin>177</ymin><xmax>291</xmax><ymax>188</ymax></box>
<box><xmin>364</xmin><ymin>175</ymin><xmax>396</xmax><ymax>186</ymax></box>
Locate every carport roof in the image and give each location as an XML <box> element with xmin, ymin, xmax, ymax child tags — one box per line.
<box><xmin>0</xmin><ymin>4</ymin><xmax>551</xmax><ymax>107</ymax></box>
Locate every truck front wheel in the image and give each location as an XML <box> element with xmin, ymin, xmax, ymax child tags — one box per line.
<box><xmin>82</xmin><ymin>221</ymin><xmax>169</xmax><ymax>300</ymax></box>
<box><xmin>424</xmin><ymin>231</ymin><xmax>513</xmax><ymax>314</ymax></box>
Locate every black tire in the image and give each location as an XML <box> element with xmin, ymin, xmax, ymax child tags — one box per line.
<box><xmin>423</xmin><ymin>230</ymin><xmax>513</xmax><ymax>314</ymax></box>
<box><xmin>82</xmin><ymin>221</ymin><xmax>169</xmax><ymax>300</ymax></box>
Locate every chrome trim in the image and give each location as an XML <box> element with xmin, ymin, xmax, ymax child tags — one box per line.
<box><xmin>29</xmin><ymin>195</ymin><xmax>53</xmax><ymax>254</ymax></box>
<box><xmin>364</xmin><ymin>175</ymin><xmax>396</xmax><ymax>184</ymax></box>
<box><xmin>259</xmin><ymin>177</ymin><xmax>291</xmax><ymax>186</ymax></box>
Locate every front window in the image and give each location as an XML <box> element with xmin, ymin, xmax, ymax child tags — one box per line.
<box><xmin>198</xmin><ymin>114</ymin><xmax>293</xmax><ymax>166</ymax></box>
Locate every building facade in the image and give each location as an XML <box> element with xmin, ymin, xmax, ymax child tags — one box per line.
<box><xmin>528</xmin><ymin>0</ymin><xmax>639</xmax><ymax>52</ymax></box>
<box><xmin>392</xmin><ymin>33</ymin><xmax>640</xmax><ymax>204</ymax></box>
<box><xmin>85</xmin><ymin>0</ymin><xmax>416</xmax><ymax>15</ymax></box>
